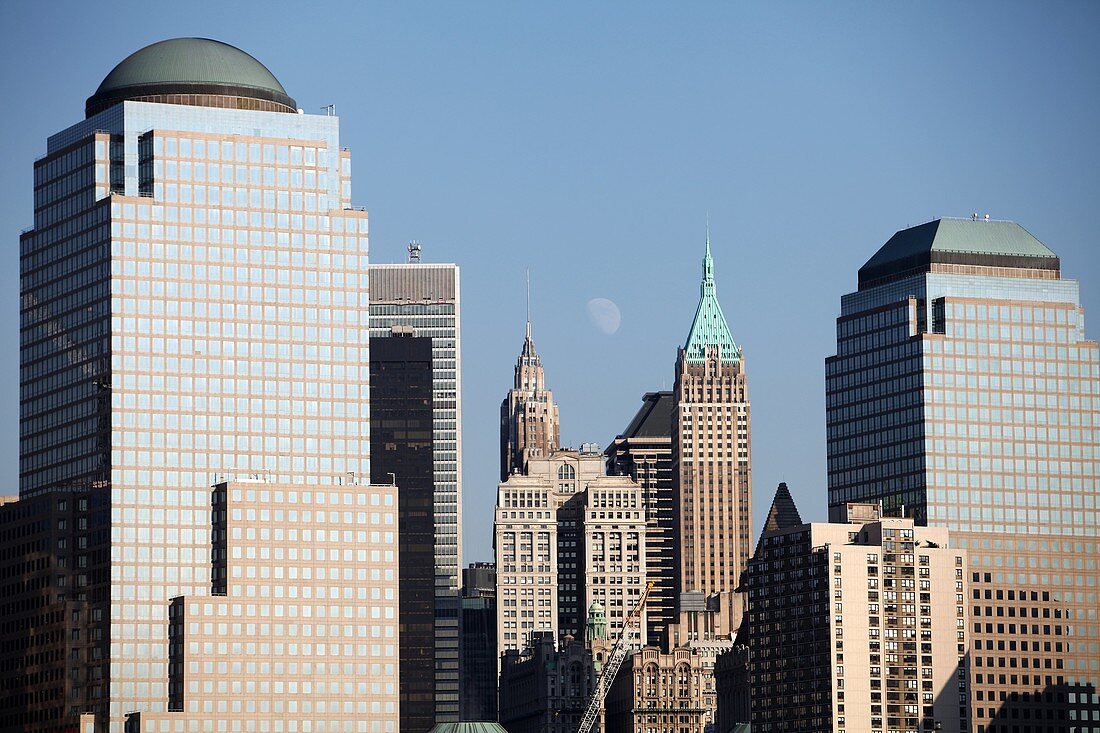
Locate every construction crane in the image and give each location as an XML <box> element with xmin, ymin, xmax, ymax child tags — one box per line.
<box><xmin>576</xmin><ymin>580</ymin><xmax>655</xmax><ymax>733</ymax></box>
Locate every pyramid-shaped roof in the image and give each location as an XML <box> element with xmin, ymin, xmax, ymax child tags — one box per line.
<box><xmin>858</xmin><ymin>218</ymin><xmax>1059</xmax><ymax>288</ymax></box>
<box><xmin>763</xmin><ymin>482</ymin><xmax>802</xmax><ymax>533</ymax></box>
<box><xmin>683</xmin><ymin>234</ymin><xmax>740</xmax><ymax>363</ymax></box>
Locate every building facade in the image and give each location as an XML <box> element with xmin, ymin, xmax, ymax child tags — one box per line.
<box><xmin>605</xmin><ymin>391</ymin><xmax>677</xmax><ymax>645</ymax></box>
<box><xmin>125</xmin><ymin>480</ymin><xmax>400</xmax><ymax>733</ymax></box>
<box><xmin>460</xmin><ymin>563</ymin><xmax>498</xmax><ymax>722</ymax></box>
<box><xmin>493</xmin><ymin>451</ymin><xmax>603</xmax><ymax>661</ymax></box>
<box><xmin>499</xmin><ymin>319</ymin><xmax>560</xmax><ymax>480</ymax></box>
<box><xmin>672</xmin><ymin>234</ymin><xmax>751</xmax><ymax>636</ymax></box>
<box><xmin>15</xmin><ymin>38</ymin><xmax>377</xmax><ymax>730</ymax></box>
<box><xmin>497</xmin><ymin>633</ymin><xmax>597</xmax><ymax>733</ymax></box>
<box><xmin>604</xmin><ymin>645</ymin><xmax>717</xmax><ymax>733</ymax></box>
<box><xmin>369</xmin><ymin>332</ymin><xmax>435</xmax><ymax>732</ymax></box>
<box><xmin>367</xmin><ymin>261</ymin><xmax>463</xmax><ymax>721</ymax></box>
<box><xmin>745</xmin><ymin>502</ymin><xmax>968</xmax><ymax>733</ymax></box>
<box><xmin>825</xmin><ymin>218</ymin><xmax>1100</xmax><ymax>730</ymax></box>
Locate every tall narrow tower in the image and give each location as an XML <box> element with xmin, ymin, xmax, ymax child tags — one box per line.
<box><xmin>672</xmin><ymin>232</ymin><xmax>752</xmax><ymax>633</ymax></box>
<box><xmin>500</xmin><ymin>296</ymin><xmax>560</xmax><ymax>480</ymax></box>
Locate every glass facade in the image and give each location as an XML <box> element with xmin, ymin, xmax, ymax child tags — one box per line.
<box><xmin>21</xmin><ymin>101</ymin><xmax>371</xmax><ymax>731</ymax></box>
<box><xmin>826</xmin><ymin>219</ymin><xmax>1100</xmax><ymax>731</ymax></box>
<box><xmin>367</xmin><ymin>264</ymin><xmax>461</xmax><ymax>722</ymax></box>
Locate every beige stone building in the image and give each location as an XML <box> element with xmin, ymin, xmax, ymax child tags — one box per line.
<box><xmin>673</xmin><ymin>235</ymin><xmax>751</xmax><ymax>638</ymax></box>
<box><xmin>125</xmin><ymin>480</ymin><xmax>400</xmax><ymax>733</ymax></box>
<box><xmin>745</xmin><ymin>500</ymin><xmax>968</xmax><ymax>733</ymax></box>
<box><xmin>494</xmin><ymin>450</ymin><xmax>602</xmax><ymax>660</ymax></box>
<box><xmin>500</xmin><ymin>317</ymin><xmax>561</xmax><ymax>480</ymax></box>
<box><xmin>604</xmin><ymin>645</ymin><xmax>717</xmax><ymax>733</ymax></box>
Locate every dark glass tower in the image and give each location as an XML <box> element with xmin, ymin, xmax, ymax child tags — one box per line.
<box><xmin>605</xmin><ymin>390</ymin><xmax>676</xmax><ymax>643</ymax></box>
<box><xmin>370</xmin><ymin>332</ymin><xmax>435</xmax><ymax>733</ymax></box>
<box><xmin>826</xmin><ymin>217</ymin><xmax>1100</xmax><ymax>730</ymax></box>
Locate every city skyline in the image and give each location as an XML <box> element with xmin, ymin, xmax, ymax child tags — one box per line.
<box><xmin>2</xmin><ymin>2</ymin><xmax>1099</xmax><ymax>567</ymax></box>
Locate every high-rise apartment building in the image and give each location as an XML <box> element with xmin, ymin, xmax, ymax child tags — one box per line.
<box><xmin>367</xmin><ymin>261</ymin><xmax>462</xmax><ymax>721</ymax></box>
<box><xmin>369</xmin><ymin>331</ymin><xmax>435</xmax><ymax>732</ymax></box>
<box><xmin>605</xmin><ymin>391</ymin><xmax>677</xmax><ymax>644</ymax></box>
<box><xmin>826</xmin><ymin>217</ymin><xmax>1100</xmax><ymax>731</ymax></box>
<box><xmin>14</xmin><ymin>38</ymin><xmax>377</xmax><ymax>730</ymax></box>
<box><xmin>744</xmin><ymin>500</ymin><xmax>968</xmax><ymax>733</ymax></box>
<box><xmin>500</xmin><ymin>318</ymin><xmax>560</xmax><ymax>480</ymax></box>
<box><xmin>673</xmin><ymin>234</ymin><xmax>752</xmax><ymax>635</ymax></box>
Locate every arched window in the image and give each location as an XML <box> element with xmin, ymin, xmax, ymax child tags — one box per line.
<box><xmin>557</xmin><ymin>464</ymin><xmax>576</xmax><ymax>480</ymax></box>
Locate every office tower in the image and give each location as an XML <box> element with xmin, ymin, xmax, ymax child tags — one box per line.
<box><xmin>745</xmin><ymin>499</ymin><xmax>968</xmax><ymax>733</ymax></box>
<box><xmin>605</xmin><ymin>391</ymin><xmax>676</xmax><ymax>644</ymax></box>
<box><xmin>500</xmin><ymin>316</ymin><xmax>560</xmax><ymax>480</ymax></box>
<box><xmin>581</xmin><ymin>474</ymin><xmax>650</xmax><ymax>643</ymax></box>
<box><xmin>15</xmin><ymin>38</ymin><xmax>372</xmax><ymax>730</ymax></box>
<box><xmin>826</xmin><ymin>218</ymin><xmax>1100</xmax><ymax>730</ymax></box>
<box><xmin>494</xmin><ymin>450</ymin><xmax>603</xmax><ymax>661</ymax></box>
<box><xmin>459</xmin><ymin>563</ymin><xmax>498</xmax><ymax>722</ymax></box>
<box><xmin>125</xmin><ymin>480</ymin><xmax>400</xmax><ymax>732</ymax></box>
<box><xmin>368</xmin><ymin>262</ymin><xmax>462</xmax><ymax>722</ymax></box>
<box><xmin>672</xmin><ymin>233</ymin><xmax>752</xmax><ymax>635</ymax></box>
<box><xmin>369</xmin><ymin>331</ymin><xmax>435</xmax><ymax>732</ymax></box>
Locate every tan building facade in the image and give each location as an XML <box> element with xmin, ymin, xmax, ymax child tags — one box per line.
<box><xmin>499</xmin><ymin>320</ymin><xmax>560</xmax><ymax>480</ymax></box>
<box><xmin>605</xmin><ymin>646</ymin><xmax>716</xmax><ymax>733</ymax></box>
<box><xmin>125</xmin><ymin>480</ymin><xmax>400</xmax><ymax>733</ymax></box>
<box><xmin>673</xmin><ymin>235</ymin><xmax>751</xmax><ymax>637</ymax></box>
<box><xmin>746</xmin><ymin>503</ymin><xmax>968</xmax><ymax>733</ymax></box>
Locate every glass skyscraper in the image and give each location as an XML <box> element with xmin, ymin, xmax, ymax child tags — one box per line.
<box><xmin>826</xmin><ymin>217</ymin><xmax>1099</xmax><ymax>731</ymax></box>
<box><xmin>18</xmin><ymin>38</ymin><xmax>376</xmax><ymax>730</ymax></box>
<box><xmin>367</xmin><ymin>262</ymin><xmax>462</xmax><ymax>722</ymax></box>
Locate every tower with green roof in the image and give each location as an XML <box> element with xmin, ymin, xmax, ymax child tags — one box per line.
<box><xmin>671</xmin><ymin>230</ymin><xmax>752</xmax><ymax>638</ymax></box>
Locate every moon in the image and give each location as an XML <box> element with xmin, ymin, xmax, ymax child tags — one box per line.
<box><xmin>586</xmin><ymin>298</ymin><xmax>621</xmax><ymax>335</ymax></box>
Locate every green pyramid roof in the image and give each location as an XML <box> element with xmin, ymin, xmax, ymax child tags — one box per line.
<box><xmin>683</xmin><ymin>234</ymin><xmax>740</xmax><ymax>363</ymax></box>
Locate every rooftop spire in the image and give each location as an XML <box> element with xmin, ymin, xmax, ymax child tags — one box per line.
<box><xmin>520</xmin><ymin>269</ymin><xmax>538</xmax><ymax>359</ymax></box>
<box><xmin>683</xmin><ymin>224</ymin><xmax>741</xmax><ymax>363</ymax></box>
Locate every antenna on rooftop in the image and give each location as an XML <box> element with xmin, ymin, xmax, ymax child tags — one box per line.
<box><xmin>407</xmin><ymin>240</ymin><xmax>421</xmax><ymax>263</ymax></box>
<box><xmin>321</xmin><ymin>104</ymin><xmax>336</xmax><ymax>116</ymax></box>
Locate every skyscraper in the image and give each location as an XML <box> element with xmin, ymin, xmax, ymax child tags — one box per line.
<box><xmin>367</xmin><ymin>261</ymin><xmax>463</xmax><ymax>721</ymax></box>
<box><xmin>672</xmin><ymin>233</ymin><xmax>752</xmax><ymax>635</ymax></box>
<box><xmin>15</xmin><ymin>38</ymin><xmax>377</xmax><ymax>730</ymax></box>
<box><xmin>826</xmin><ymin>217</ymin><xmax>1100</xmax><ymax>730</ymax></box>
<box><xmin>459</xmin><ymin>563</ymin><xmax>498</xmax><ymax>722</ymax></box>
<box><xmin>500</xmin><ymin>315</ymin><xmax>560</xmax><ymax>480</ymax></box>
<box><xmin>370</xmin><ymin>331</ymin><xmax>435</xmax><ymax>732</ymax></box>
<box><xmin>605</xmin><ymin>391</ymin><xmax>676</xmax><ymax>645</ymax></box>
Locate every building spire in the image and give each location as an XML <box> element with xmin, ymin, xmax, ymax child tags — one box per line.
<box><xmin>526</xmin><ymin>268</ymin><xmax>532</xmax><ymax>342</ymax></box>
<box><xmin>683</xmin><ymin>223</ymin><xmax>741</xmax><ymax>363</ymax></box>
<box><xmin>520</xmin><ymin>269</ymin><xmax>538</xmax><ymax>359</ymax></box>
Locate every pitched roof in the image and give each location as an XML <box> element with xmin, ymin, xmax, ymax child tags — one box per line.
<box><xmin>683</xmin><ymin>235</ymin><xmax>740</xmax><ymax>363</ymax></box>
<box><xmin>619</xmin><ymin>391</ymin><xmax>674</xmax><ymax>440</ymax></box>
<box><xmin>858</xmin><ymin>218</ymin><xmax>1059</xmax><ymax>288</ymax></box>
<box><xmin>763</xmin><ymin>482</ymin><xmax>802</xmax><ymax>533</ymax></box>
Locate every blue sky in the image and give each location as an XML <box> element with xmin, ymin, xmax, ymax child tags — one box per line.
<box><xmin>1</xmin><ymin>1</ymin><xmax>1097</xmax><ymax>563</ymax></box>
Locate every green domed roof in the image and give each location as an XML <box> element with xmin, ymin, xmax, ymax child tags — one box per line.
<box><xmin>86</xmin><ymin>38</ymin><xmax>296</xmax><ymax>117</ymax></box>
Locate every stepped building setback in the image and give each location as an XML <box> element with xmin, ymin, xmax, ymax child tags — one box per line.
<box><xmin>826</xmin><ymin>217</ymin><xmax>1100</xmax><ymax>730</ymax></box>
<box><xmin>7</xmin><ymin>38</ymin><xmax>398</xmax><ymax>732</ymax></box>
